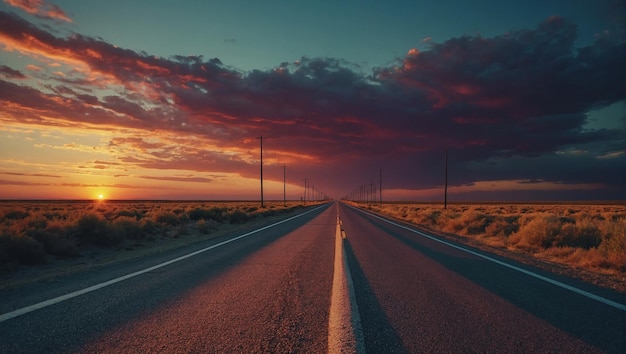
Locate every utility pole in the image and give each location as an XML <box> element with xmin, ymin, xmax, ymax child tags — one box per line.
<box><xmin>379</xmin><ymin>168</ymin><xmax>383</xmax><ymax>206</ymax></box>
<box><xmin>258</xmin><ymin>135</ymin><xmax>264</xmax><ymax>208</ymax></box>
<box><xmin>283</xmin><ymin>165</ymin><xmax>286</xmax><ymax>207</ymax></box>
<box><xmin>304</xmin><ymin>178</ymin><xmax>307</xmax><ymax>206</ymax></box>
<box><xmin>444</xmin><ymin>149</ymin><xmax>448</xmax><ymax>210</ymax></box>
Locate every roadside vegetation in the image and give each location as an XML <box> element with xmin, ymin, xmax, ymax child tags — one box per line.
<box><xmin>361</xmin><ymin>202</ymin><xmax>625</xmax><ymax>278</ymax></box>
<box><xmin>0</xmin><ymin>201</ymin><xmax>310</xmax><ymax>271</ymax></box>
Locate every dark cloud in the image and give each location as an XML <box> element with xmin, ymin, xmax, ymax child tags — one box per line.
<box><xmin>0</xmin><ymin>65</ymin><xmax>25</xmax><ymax>79</ymax></box>
<box><xmin>0</xmin><ymin>10</ymin><xmax>623</xmax><ymax>199</ymax></box>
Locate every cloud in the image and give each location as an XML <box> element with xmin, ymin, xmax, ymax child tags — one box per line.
<box><xmin>0</xmin><ymin>64</ymin><xmax>26</xmax><ymax>79</ymax></box>
<box><xmin>139</xmin><ymin>175</ymin><xmax>213</xmax><ymax>183</ymax></box>
<box><xmin>0</xmin><ymin>11</ymin><xmax>623</xmax><ymax>198</ymax></box>
<box><xmin>26</xmin><ymin>64</ymin><xmax>41</xmax><ymax>71</ymax></box>
<box><xmin>3</xmin><ymin>0</ymin><xmax>72</xmax><ymax>22</ymax></box>
<box><xmin>0</xmin><ymin>171</ymin><xmax>61</xmax><ymax>178</ymax></box>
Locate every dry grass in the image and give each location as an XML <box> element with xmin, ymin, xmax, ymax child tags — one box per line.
<box><xmin>363</xmin><ymin>202</ymin><xmax>626</xmax><ymax>278</ymax></box>
<box><xmin>0</xmin><ymin>200</ymin><xmax>310</xmax><ymax>271</ymax></box>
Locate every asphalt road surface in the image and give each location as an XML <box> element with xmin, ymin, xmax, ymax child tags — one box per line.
<box><xmin>338</xmin><ymin>203</ymin><xmax>625</xmax><ymax>353</ymax></box>
<box><xmin>0</xmin><ymin>202</ymin><xmax>624</xmax><ymax>353</ymax></box>
<box><xmin>0</xmin><ymin>204</ymin><xmax>335</xmax><ymax>353</ymax></box>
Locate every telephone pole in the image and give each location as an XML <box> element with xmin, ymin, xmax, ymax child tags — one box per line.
<box><xmin>444</xmin><ymin>149</ymin><xmax>448</xmax><ymax>210</ymax></box>
<box><xmin>304</xmin><ymin>178</ymin><xmax>307</xmax><ymax>206</ymax></box>
<box><xmin>379</xmin><ymin>168</ymin><xmax>383</xmax><ymax>206</ymax></box>
<box><xmin>258</xmin><ymin>135</ymin><xmax>264</xmax><ymax>208</ymax></box>
<box><xmin>283</xmin><ymin>165</ymin><xmax>286</xmax><ymax>207</ymax></box>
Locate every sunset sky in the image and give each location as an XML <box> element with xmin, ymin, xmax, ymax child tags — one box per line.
<box><xmin>0</xmin><ymin>0</ymin><xmax>624</xmax><ymax>201</ymax></box>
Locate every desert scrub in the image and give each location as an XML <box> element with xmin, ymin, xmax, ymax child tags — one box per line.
<box><xmin>0</xmin><ymin>230</ymin><xmax>46</xmax><ymax>265</ymax></box>
<box><xmin>0</xmin><ymin>200</ymin><xmax>310</xmax><ymax>272</ymax></box>
<box><xmin>197</xmin><ymin>219</ymin><xmax>219</xmax><ymax>234</ymax></box>
<box><xmin>442</xmin><ymin>208</ymin><xmax>494</xmax><ymax>235</ymax></box>
<box><xmin>366</xmin><ymin>202</ymin><xmax>625</xmax><ymax>275</ymax></box>
<box><xmin>188</xmin><ymin>207</ymin><xmax>225</xmax><ymax>222</ymax></box>
<box><xmin>152</xmin><ymin>211</ymin><xmax>181</xmax><ymax>226</ymax></box>
<box><xmin>226</xmin><ymin>209</ymin><xmax>249</xmax><ymax>224</ymax></box>
<box><xmin>111</xmin><ymin>216</ymin><xmax>144</xmax><ymax>240</ymax></box>
<box><xmin>75</xmin><ymin>213</ymin><xmax>123</xmax><ymax>247</ymax></box>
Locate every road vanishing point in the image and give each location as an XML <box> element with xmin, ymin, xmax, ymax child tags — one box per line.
<box><xmin>0</xmin><ymin>202</ymin><xmax>624</xmax><ymax>353</ymax></box>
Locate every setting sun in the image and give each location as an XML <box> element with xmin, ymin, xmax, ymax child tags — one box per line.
<box><xmin>98</xmin><ymin>194</ymin><xmax>104</xmax><ymax>200</ymax></box>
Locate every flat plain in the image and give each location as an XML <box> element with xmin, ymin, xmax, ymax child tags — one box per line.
<box><xmin>2</xmin><ymin>200</ymin><xmax>624</xmax><ymax>293</ymax></box>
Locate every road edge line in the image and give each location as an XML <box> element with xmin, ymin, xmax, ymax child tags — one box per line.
<box><xmin>348</xmin><ymin>204</ymin><xmax>626</xmax><ymax>312</ymax></box>
<box><xmin>0</xmin><ymin>204</ymin><xmax>329</xmax><ymax>323</ymax></box>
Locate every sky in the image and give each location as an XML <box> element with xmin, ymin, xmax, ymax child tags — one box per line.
<box><xmin>0</xmin><ymin>0</ymin><xmax>624</xmax><ymax>201</ymax></box>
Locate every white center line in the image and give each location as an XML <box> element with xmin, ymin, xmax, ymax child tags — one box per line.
<box><xmin>0</xmin><ymin>204</ymin><xmax>328</xmax><ymax>323</ymax></box>
<box><xmin>328</xmin><ymin>209</ymin><xmax>364</xmax><ymax>354</ymax></box>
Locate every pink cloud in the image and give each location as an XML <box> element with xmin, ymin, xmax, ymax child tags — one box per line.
<box><xmin>3</xmin><ymin>0</ymin><xmax>72</xmax><ymax>22</ymax></box>
<box><xmin>26</xmin><ymin>64</ymin><xmax>41</xmax><ymax>71</ymax></box>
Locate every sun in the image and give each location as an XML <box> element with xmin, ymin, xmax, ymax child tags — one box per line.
<box><xmin>98</xmin><ymin>194</ymin><xmax>104</xmax><ymax>201</ymax></box>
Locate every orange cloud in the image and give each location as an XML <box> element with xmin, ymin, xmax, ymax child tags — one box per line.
<box><xmin>26</xmin><ymin>64</ymin><xmax>41</xmax><ymax>71</ymax></box>
<box><xmin>4</xmin><ymin>0</ymin><xmax>72</xmax><ymax>22</ymax></box>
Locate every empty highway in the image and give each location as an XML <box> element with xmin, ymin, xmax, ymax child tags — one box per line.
<box><xmin>0</xmin><ymin>202</ymin><xmax>623</xmax><ymax>353</ymax></box>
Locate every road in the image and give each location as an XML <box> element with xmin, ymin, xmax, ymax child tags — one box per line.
<box><xmin>338</xmin><ymin>203</ymin><xmax>625</xmax><ymax>353</ymax></box>
<box><xmin>0</xmin><ymin>202</ymin><xmax>624</xmax><ymax>353</ymax></box>
<box><xmin>0</xmin><ymin>204</ymin><xmax>335</xmax><ymax>353</ymax></box>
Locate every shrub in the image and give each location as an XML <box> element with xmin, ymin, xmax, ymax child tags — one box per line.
<box><xmin>508</xmin><ymin>215</ymin><xmax>561</xmax><ymax>252</ymax></box>
<box><xmin>197</xmin><ymin>219</ymin><xmax>219</xmax><ymax>234</ymax></box>
<box><xmin>140</xmin><ymin>218</ymin><xmax>157</xmax><ymax>234</ymax></box>
<box><xmin>442</xmin><ymin>210</ymin><xmax>494</xmax><ymax>236</ymax></box>
<box><xmin>174</xmin><ymin>223</ymin><xmax>189</xmax><ymax>237</ymax></box>
<box><xmin>75</xmin><ymin>213</ymin><xmax>121</xmax><ymax>246</ymax></box>
<box><xmin>260</xmin><ymin>209</ymin><xmax>276</xmax><ymax>218</ymax></box>
<box><xmin>227</xmin><ymin>209</ymin><xmax>249</xmax><ymax>224</ymax></box>
<box><xmin>43</xmin><ymin>211</ymin><xmax>63</xmax><ymax>220</ymax></box>
<box><xmin>598</xmin><ymin>219</ymin><xmax>626</xmax><ymax>257</ymax></box>
<box><xmin>116</xmin><ymin>209</ymin><xmax>143</xmax><ymax>220</ymax></box>
<box><xmin>188</xmin><ymin>207</ymin><xmax>225</xmax><ymax>221</ymax></box>
<box><xmin>111</xmin><ymin>216</ymin><xmax>144</xmax><ymax>240</ymax></box>
<box><xmin>0</xmin><ymin>230</ymin><xmax>46</xmax><ymax>265</ymax></box>
<box><xmin>4</xmin><ymin>209</ymin><xmax>30</xmax><ymax>220</ymax></box>
<box><xmin>559</xmin><ymin>220</ymin><xmax>601</xmax><ymax>249</ymax></box>
<box><xmin>27</xmin><ymin>220</ymin><xmax>79</xmax><ymax>258</ymax></box>
<box><xmin>154</xmin><ymin>212</ymin><xmax>180</xmax><ymax>226</ymax></box>
<box><xmin>485</xmin><ymin>216</ymin><xmax>519</xmax><ymax>237</ymax></box>
<box><xmin>464</xmin><ymin>212</ymin><xmax>494</xmax><ymax>235</ymax></box>
<box><xmin>406</xmin><ymin>208</ymin><xmax>441</xmax><ymax>229</ymax></box>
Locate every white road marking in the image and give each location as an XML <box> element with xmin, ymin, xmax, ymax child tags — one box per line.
<box><xmin>349</xmin><ymin>205</ymin><xmax>626</xmax><ymax>312</ymax></box>
<box><xmin>328</xmin><ymin>210</ymin><xmax>364</xmax><ymax>354</ymax></box>
<box><xmin>0</xmin><ymin>204</ymin><xmax>328</xmax><ymax>323</ymax></box>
